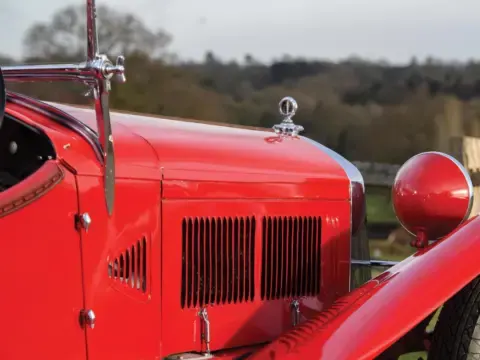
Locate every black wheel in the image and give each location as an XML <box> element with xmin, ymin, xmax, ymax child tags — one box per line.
<box><xmin>429</xmin><ymin>276</ymin><xmax>480</xmax><ymax>359</ymax></box>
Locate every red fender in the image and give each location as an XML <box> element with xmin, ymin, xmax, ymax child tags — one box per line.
<box><xmin>250</xmin><ymin>215</ymin><xmax>480</xmax><ymax>360</ymax></box>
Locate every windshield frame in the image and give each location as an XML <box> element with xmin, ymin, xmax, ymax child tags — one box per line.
<box><xmin>6</xmin><ymin>91</ymin><xmax>103</xmax><ymax>164</ymax></box>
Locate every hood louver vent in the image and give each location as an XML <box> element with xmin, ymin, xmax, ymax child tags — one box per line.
<box><xmin>261</xmin><ymin>216</ymin><xmax>322</xmax><ymax>300</ymax></box>
<box><xmin>181</xmin><ymin>217</ymin><xmax>256</xmax><ymax>309</ymax></box>
<box><xmin>108</xmin><ymin>237</ymin><xmax>147</xmax><ymax>293</ymax></box>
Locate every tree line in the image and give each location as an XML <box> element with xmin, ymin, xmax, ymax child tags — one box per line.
<box><xmin>3</xmin><ymin>4</ymin><xmax>480</xmax><ymax>165</ymax></box>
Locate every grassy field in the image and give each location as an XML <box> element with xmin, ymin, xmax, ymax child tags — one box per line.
<box><xmin>366</xmin><ymin>186</ymin><xmax>398</xmax><ymax>224</ymax></box>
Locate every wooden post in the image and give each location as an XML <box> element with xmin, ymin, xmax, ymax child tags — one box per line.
<box><xmin>449</xmin><ymin>136</ymin><xmax>480</xmax><ymax>217</ymax></box>
<box><xmin>445</xmin><ymin>97</ymin><xmax>464</xmax><ymax>137</ymax></box>
<box><xmin>436</xmin><ymin>97</ymin><xmax>464</xmax><ymax>153</ymax></box>
<box><xmin>471</xmin><ymin>118</ymin><xmax>480</xmax><ymax>138</ymax></box>
<box><xmin>435</xmin><ymin>98</ymin><xmax>479</xmax><ymax>217</ymax></box>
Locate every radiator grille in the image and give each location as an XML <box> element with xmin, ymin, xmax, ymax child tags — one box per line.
<box><xmin>181</xmin><ymin>217</ymin><xmax>256</xmax><ymax>309</ymax></box>
<box><xmin>261</xmin><ymin>216</ymin><xmax>322</xmax><ymax>300</ymax></box>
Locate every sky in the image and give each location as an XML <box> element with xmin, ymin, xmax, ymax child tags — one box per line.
<box><xmin>2</xmin><ymin>0</ymin><xmax>480</xmax><ymax>64</ymax></box>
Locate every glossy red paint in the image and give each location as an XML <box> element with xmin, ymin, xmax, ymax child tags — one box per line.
<box><xmin>5</xmin><ymin>103</ymin><xmax>103</xmax><ymax>177</ymax></box>
<box><xmin>6</xmin><ymin>89</ymin><xmax>480</xmax><ymax>359</ymax></box>
<box><xmin>50</xmin><ymin>103</ymin><xmax>350</xmax><ymax>200</ymax></box>
<box><xmin>77</xmin><ymin>175</ymin><xmax>162</xmax><ymax>359</ymax></box>
<box><xmin>1</xmin><ymin>97</ymin><xmax>354</xmax><ymax>359</ymax></box>
<box><xmin>161</xmin><ymin>199</ymin><xmax>350</xmax><ymax>356</ymax></box>
<box><xmin>249</xmin><ymin>215</ymin><xmax>480</xmax><ymax>360</ymax></box>
<box><xmin>392</xmin><ymin>151</ymin><xmax>473</xmax><ymax>241</ymax></box>
<box><xmin>0</xmin><ymin>160</ymin><xmax>86</xmax><ymax>359</ymax></box>
<box><xmin>44</xmin><ymin>102</ymin><xmax>352</xmax><ymax>357</ymax></box>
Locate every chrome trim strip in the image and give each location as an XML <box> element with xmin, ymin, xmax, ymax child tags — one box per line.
<box><xmin>301</xmin><ymin>136</ymin><xmax>365</xmax><ymax>291</ymax></box>
<box><xmin>431</xmin><ymin>151</ymin><xmax>474</xmax><ymax>223</ymax></box>
<box><xmin>2</xmin><ymin>63</ymin><xmax>95</xmax><ymax>83</ymax></box>
<box><xmin>351</xmin><ymin>259</ymin><xmax>399</xmax><ymax>268</ymax></box>
<box><xmin>301</xmin><ymin>137</ymin><xmax>364</xmax><ymax>188</ymax></box>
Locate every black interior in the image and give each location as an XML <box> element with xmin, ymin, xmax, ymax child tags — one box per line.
<box><xmin>0</xmin><ymin>114</ymin><xmax>55</xmax><ymax>191</ymax></box>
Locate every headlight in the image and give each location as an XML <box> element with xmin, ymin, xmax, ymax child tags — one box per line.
<box><xmin>392</xmin><ymin>151</ymin><xmax>473</xmax><ymax>246</ymax></box>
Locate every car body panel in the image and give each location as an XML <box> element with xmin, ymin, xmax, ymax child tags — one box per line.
<box><xmin>0</xmin><ymin>160</ymin><xmax>87</xmax><ymax>359</ymax></box>
<box><xmin>77</xmin><ymin>175</ymin><xmax>162</xmax><ymax>359</ymax></box>
<box><xmin>1</xmin><ymin>98</ymin><xmax>356</xmax><ymax>358</ymax></box>
<box><xmin>49</xmin><ymin>103</ymin><xmax>350</xmax><ymax>200</ymax></box>
<box><xmin>9</xmin><ymin>94</ymin><xmax>468</xmax><ymax>360</ymax></box>
<box><xmin>6</xmin><ymin>2</ymin><xmax>474</xmax><ymax>358</ymax></box>
<box><xmin>5</xmin><ymin>102</ymin><xmax>103</xmax><ymax>176</ymax></box>
<box><xmin>249</xmin><ymin>215</ymin><xmax>480</xmax><ymax>360</ymax></box>
<box><xmin>161</xmin><ymin>198</ymin><xmax>350</xmax><ymax>356</ymax></box>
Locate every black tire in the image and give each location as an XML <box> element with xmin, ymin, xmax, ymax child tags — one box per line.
<box><xmin>429</xmin><ymin>276</ymin><xmax>480</xmax><ymax>359</ymax></box>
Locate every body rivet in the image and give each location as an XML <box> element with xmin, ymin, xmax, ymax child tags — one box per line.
<box><xmin>76</xmin><ymin>213</ymin><xmax>92</xmax><ymax>232</ymax></box>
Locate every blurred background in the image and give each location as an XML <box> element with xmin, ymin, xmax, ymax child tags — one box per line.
<box><xmin>6</xmin><ymin>2</ymin><xmax>480</xmax><ymax>358</ymax></box>
<box><xmin>3</xmin><ymin>0</ymin><xmax>480</xmax><ymax>265</ymax></box>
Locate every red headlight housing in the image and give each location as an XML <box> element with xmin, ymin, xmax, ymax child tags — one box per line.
<box><xmin>392</xmin><ymin>151</ymin><xmax>473</xmax><ymax>243</ymax></box>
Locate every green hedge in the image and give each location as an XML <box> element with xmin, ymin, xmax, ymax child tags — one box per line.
<box><xmin>365</xmin><ymin>186</ymin><xmax>397</xmax><ymax>224</ymax></box>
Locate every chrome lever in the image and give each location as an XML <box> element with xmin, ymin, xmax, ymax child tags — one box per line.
<box><xmin>103</xmin><ymin>55</ymin><xmax>126</xmax><ymax>83</ymax></box>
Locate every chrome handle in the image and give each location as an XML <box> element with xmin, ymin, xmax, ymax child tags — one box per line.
<box><xmin>82</xmin><ymin>309</ymin><xmax>96</xmax><ymax>329</ymax></box>
<box><xmin>103</xmin><ymin>55</ymin><xmax>126</xmax><ymax>83</ymax></box>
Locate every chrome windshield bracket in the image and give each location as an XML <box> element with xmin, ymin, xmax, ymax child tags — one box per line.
<box><xmin>1</xmin><ymin>0</ymin><xmax>126</xmax><ymax>216</ymax></box>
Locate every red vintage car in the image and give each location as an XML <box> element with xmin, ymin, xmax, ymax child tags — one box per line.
<box><xmin>0</xmin><ymin>1</ymin><xmax>479</xmax><ymax>359</ymax></box>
